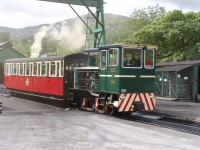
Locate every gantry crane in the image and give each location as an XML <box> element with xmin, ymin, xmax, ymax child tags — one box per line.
<box><xmin>39</xmin><ymin>0</ymin><xmax>106</xmax><ymax>48</ymax></box>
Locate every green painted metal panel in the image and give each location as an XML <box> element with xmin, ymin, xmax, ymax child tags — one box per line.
<box><xmin>92</xmin><ymin>28</ymin><xmax>103</xmax><ymax>33</ymax></box>
<box><xmin>39</xmin><ymin>0</ymin><xmax>101</xmax><ymax>7</ymax></box>
<box><xmin>119</xmin><ymin>68</ymin><xmax>155</xmax><ymax>93</ymax></box>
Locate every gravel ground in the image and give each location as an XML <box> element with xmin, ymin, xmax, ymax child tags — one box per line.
<box><xmin>0</xmin><ymin>95</ymin><xmax>200</xmax><ymax>150</ymax></box>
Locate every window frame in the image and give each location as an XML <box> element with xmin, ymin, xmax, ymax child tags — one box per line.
<box><xmin>49</xmin><ymin>61</ymin><xmax>56</xmax><ymax>77</ymax></box>
<box><xmin>100</xmin><ymin>50</ymin><xmax>107</xmax><ymax>70</ymax></box>
<box><xmin>144</xmin><ymin>49</ymin><xmax>154</xmax><ymax>69</ymax></box>
<box><xmin>41</xmin><ymin>62</ymin><xmax>46</xmax><ymax>76</ymax></box>
<box><xmin>108</xmin><ymin>48</ymin><xmax>119</xmax><ymax>66</ymax></box>
<box><xmin>122</xmin><ymin>47</ymin><xmax>143</xmax><ymax>69</ymax></box>
<box><xmin>32</xmin><ymin>62</ymin><xmax>38</xmax><ymax>76</ymax></box>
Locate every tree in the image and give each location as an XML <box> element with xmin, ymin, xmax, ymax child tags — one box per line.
<box><xmin>133</xmin><ymin>10</ymin><xmax>200</xmax><ymax>62</ymax></box>
<box><xmin>0</xmin><ymin>32</ymin><xmax>10</xmax><ymax>43</ymax></box>
<box><xmin>41</xmin><ymin>37</ymin><xmax>58</xmax><ymax>56</ymax></box>
<box><xmin>122</xmin><ymin>4</ymin><xmax>166</xmax><ymax>43</ymax></box>
<box><xmin>12</xmin><ymin>37</ymin><xmax>33</xmax><ymax>57</ymax></box>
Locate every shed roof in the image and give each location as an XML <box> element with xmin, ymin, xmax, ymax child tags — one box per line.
<box><xmin>0</xmin><ymin>41</ymin><xmax>25</xmax><ymax>63</ymax></box>
<box><xmin>0</xmin><ymin>41</ymin><xmax>13</xmax><ymax>50</ymax></box>
<box><xmin>157</xmin><ymin>60</ymin><xmax>200</xmax><ymax>66</ymax></box>
<box><xmin>156</xmin><ymin>64</ymin><xmax>193</xmax><ymax>72</ymax></box>
<box><xmin>156</xmin><ymin>60</ymin><xmax>200</xmax><ymax>72</ymax></box>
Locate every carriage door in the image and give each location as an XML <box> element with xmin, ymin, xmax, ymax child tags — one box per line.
<box><xmin>100</xmin><ymin>50</ymin><xmax>107</xmax><ymax>91</ymax></box>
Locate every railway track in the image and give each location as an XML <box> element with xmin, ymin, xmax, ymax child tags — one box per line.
<box><xmin>124</xmin><ymin>112</ymin><xmax>200</xmax><ymax>136</ymax></box>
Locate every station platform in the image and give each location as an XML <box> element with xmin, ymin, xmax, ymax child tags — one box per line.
<box><xmin>155</xmin><ymin>98</ymin><xmax>200</xmax><ymax>123</ymax></box>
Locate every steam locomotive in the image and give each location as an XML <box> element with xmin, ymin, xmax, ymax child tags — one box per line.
<box><xmin>4</xmin><ymin>44</ymin><xmax>156</xmax><ymax>114</ymax></box>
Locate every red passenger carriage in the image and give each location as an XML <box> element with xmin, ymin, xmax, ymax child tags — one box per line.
<box><xmin>4</xmin><ymin>53</ymin><xmax>88</xmax><ymax>100</ymax></box>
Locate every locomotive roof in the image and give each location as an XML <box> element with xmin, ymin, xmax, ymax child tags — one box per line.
<box><xmin>97</xmin><ymin>44</ymin><xmax>158</xmax><ymax>50</ymax></box>
<box><xmin>5</xmin><ymin>53</ymin><xmax>88</xmax><ymax>63</ymax></box>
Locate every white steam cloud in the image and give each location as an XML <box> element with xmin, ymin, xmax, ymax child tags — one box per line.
<box><xmin>30</xmin><ymin>19</ymin><xmax>86</xmax><ymax>58</ymax></box>
<box><xmin>30</xmin><ymin>26</ymin><xmax>50</xmax><ymax>58</ymax></box>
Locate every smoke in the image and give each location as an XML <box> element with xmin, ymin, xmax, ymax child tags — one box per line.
<box><xmin>30</xmin><ymin>19</ymin><xmax>86</xmax><ymax>58</ymax></box>
<box><xmin>30</xmin><ymin>26</ymin><xmax>50</xmax><ymax>58</ymax></box>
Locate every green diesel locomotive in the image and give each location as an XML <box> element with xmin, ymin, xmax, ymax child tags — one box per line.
<box><xmin>69</xmin><ymin>44</ymin><xmax>156</xmax><ymax>114</ymax></box>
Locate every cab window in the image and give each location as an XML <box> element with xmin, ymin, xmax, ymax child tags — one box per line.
<box><xmin>144</xmin><ymin>49</ymin><xmax>154</xmax><ymax>69</ymax></box>
<box><xmin>100</xmin><ymin>50</ymin><xmax>107</xmax><ymax>69</ymax></box>
<box><xmin>109</xmin><ymin>48</ymin><xmax>118</xmax><ymax>66</ymax></box>
<box><xmin>123</xmin><ymin>48</ymin><xmax>142</xmax><ymax>68</ymax></box>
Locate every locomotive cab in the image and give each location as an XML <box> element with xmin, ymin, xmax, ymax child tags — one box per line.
<box><xmin>99</xmin><ymin>44</ymin><xmax>155</xmax><ymax>94</ymax></box>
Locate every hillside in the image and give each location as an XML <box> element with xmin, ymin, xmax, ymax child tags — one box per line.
<box><xmin>0</xmin><ymin>13</ymin><xmax>129</xmax><ymax>39</ymax></box>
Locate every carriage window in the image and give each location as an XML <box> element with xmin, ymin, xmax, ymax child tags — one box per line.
<box><xmin>4</xmin><ymin>64</ymin><xmax>8</xmax><ymax>75</ymax></box>
<box><xmin>61</xmin><ymin>61</ymin><xmax>64</xmax><ymax>77</ymax></box>
<box><xmin>109</xmin><ymin>48</ymin><xmax>118</xmax><ymax>66</ymax></box>
<box><xmin>30</xmin><ymin>63</ymin><xmax>33</xmax><ymax>75</ymax></box>
<box><xmin>38</xmin><ymin>63</ymin><xmax>41</xmax><ymax>76</ymax></box>
<box><xmin>4</xmin><ymin>64</ymin><xmax>6</xmax><ymax>75</ymax></box>
<box><xmin>19</xmin><ymin>64</ymin><xmax>24</xmax><ymax>75</ymax></box>
<box><xmin>16</xmin><ymin>63</ymin><xmax>20</xmax><ymax>75</ymax></box>
<box><xmin>41</xmin><ymin>62</ymin><xmax>46</xmax><ymax>76</ymax></box>
<box><xmin>25</xmin><ymin>63</ymin><xmax>30</xmax><ymax>76</ymax></box>
<box><xmin>7</xmin><ymin>64</ymin><xmax>12</xmax><ymax>75</ymax></box>
<box><xmin>6</xmin><ymin>64</ymin><xmax>9</xmax><ymax>75</ymax></box>
<box><xmin>100</xmin><ymin>50</ymin><xmax>107</xmax><ymax>69</ymax></box>
<box><xmin>46</xmin><ymin>62</ymin><xmax>50</xmax><ymax>76</ymax></box>
<box><xmin>123</xmin><ymin>48</ymin><xmax>142</xmax><ymax>68</ymax></box>
<box><xmin>32</xmin><ymin>63</ymin><xmax>37</xmax><ymax>76</ymax></box>
<box><xmin>56</xmin><ymin>61</ymin><xmax>60</xmax><ymax>77</ymax></box>
<box><xmin>4</xmin><ymin>64</ymin><xmax>7</xmax><ymax>75</ymax></box>
<box><xmin>55</xmin><ymin>61</ymin><xmax>63</xmax><ymax>77</ymax></box>
<box><xmin>10</xmin><ymin>64</ymin><xmax>13</xmax><ymax>75</ymax></box>
<box><xmin>12</xmin><ymin>64</ymin><xmax>17</xmax><ymax>75</ymax></box>
<box><xmin>50</xmin><ymin>62</ymin><xmax>56</xmax><ymax>77</ymax></box>
<box><xmin>144</xmin><ymin>49</ymin><xmax>154</xmax><ymax>69</ymax></box>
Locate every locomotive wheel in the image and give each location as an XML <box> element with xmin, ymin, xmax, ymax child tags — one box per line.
<box><xmin>109</xmin><ymin>104</ymin><xmax>118</xmax><ymax>116</ymax></box>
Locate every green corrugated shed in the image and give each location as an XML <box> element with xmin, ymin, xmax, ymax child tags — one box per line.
<box><xmin>156</xmin><ymin>60</ymin><xmax>200</xmax><ymax>102</ymax></box>
<box><xmin>0</xmin><ymin>41</ymin><xmax>25</xmax><ymax>84</ymax></box>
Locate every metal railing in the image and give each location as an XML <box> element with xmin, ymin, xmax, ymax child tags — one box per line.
<box><xmin>156</xmin><ymin>83</ymin><xmax>192</xmax><ymax>98</ymax></box>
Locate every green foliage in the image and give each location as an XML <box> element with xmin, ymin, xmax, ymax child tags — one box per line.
<box><xmin>12</xmin><ymin>37</ymin><xmax>33</xmax><ymax>57</ymax></box>
<box><xmin>133</xmin><ymin>10</ymin><xmax>200</xmax><ymax>62</ymax></box>
<box><xmin>41</xmin><ymin>37</ymin><xmax>58</xmax><ymax>55</ymax></box>
<box><xmin>0</xmin><ymin>32</ymin><xmax>10</xmax><ymax>43</ymax></box>
<box><xmin>105</xmin><ymin>19</ymin><xmax>128</xmax><ymax>44</ymax></box>
<box><xmin>122</xmin><ymin>4</ymin><xmax>166</xmax><ymax>43</ymax></box>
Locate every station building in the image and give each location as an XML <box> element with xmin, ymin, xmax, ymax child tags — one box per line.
<box><xmin>156</xmin><ymin>60</ymin><xmax>200</xmax><ymax>102</ymax></box>
<box><xmin>0</xmin><ymin>41</ymin><xmax>25</xmax><ymax>84</ymax></box>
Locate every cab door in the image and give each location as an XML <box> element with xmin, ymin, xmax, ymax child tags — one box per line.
<box><xmin>99</xmin><ymin>48</ymin><xmax>119</xmax><ymax>93</ymax></box>
<box><xmin>99</xmin><ymin>50</ymin><xmax>107</xmax><ymax>92</ymax></box>
<box><xmin>106</xmin><ymin>48</ymin><xmax>119</xmax><ymax>93</ymax></box>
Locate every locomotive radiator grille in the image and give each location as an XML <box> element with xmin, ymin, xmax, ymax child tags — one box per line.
<box><xmin>118</xmin><ymin>93</ymin><xmax>156</xmax><ymax>112</ymax></box>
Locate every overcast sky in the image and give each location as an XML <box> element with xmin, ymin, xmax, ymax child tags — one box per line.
<box><xmin>0</xmin><ymin>0</ymin><xmax>200</xmax><ymax>28</ymax></box>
